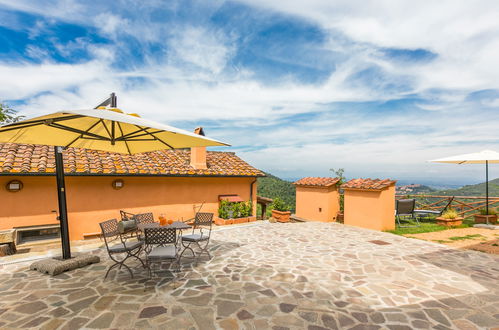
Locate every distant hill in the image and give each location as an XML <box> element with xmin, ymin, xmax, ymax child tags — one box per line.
<box><xmin>257</xmin><ymin>173</ymin><xmax>296</xmax><ymax>211</ymax></box>
<box><xmin>396</xmin><ymin>184</ymin><xmax>436</xmax><ymax>195</ymax></box>
<box><xmin>438</xmin><ymin>178</ymin><xmax>499</xmax><ymax>197</ymax></box>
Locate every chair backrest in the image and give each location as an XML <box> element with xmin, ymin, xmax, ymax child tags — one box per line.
<box><xmin>120</xmin><ymin>210</ymin><xmax>136</xmax><ymax>221</ymax></box>
<box><xmin>144</xmin><ymin>227</ymin><xmax>176</xmax><ymax>246</ymax></box>
<box><xmin>396</xmin><ymin>199</ymin><xmax>415</xmax><ymax>215</ymax></box>
<box><xmin>440</xmin><ymin>196</ymin><xmax>455</xmax><ymax>215</ymax></box>
<box><xmin>99</xmin><ymin>219</ymin><xmax>120</xmax><ymax>249</ymax></box>
<box><xmin>194</xmin><ymin>212</ymin><xmax>214</xmax><ymax>227</ymax></box>
<box><xmin>135</xmin><ymin>212</ymin><xmax>155</xmax><ymax>225</ymax></box>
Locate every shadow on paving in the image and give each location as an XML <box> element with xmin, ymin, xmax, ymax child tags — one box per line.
<box><xmin>393</xmin><ymin>247</ymin><xmax>499</xmax><ymax>329</ymax></box>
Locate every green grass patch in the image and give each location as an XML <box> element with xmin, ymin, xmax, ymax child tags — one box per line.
<box><xmin>448</xmin><ymin>234</ymin><xmax>484</xmax><ymax>241</ymax></box>
<box><xmin>433</xmin><ymin>239</ymin><xmax>451</xmax><ymax>244</ymax></box>
<box><xmin>386</xmin><ymin>223</ymin><xmax>448</xmax><ymax>235</ymax></box>
<box><xmin>386</xmin><ymin>217</ymin><xmax>473</xmax><ymax>236</ymax></box>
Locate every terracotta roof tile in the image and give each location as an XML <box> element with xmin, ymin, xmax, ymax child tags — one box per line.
<box><xmin>0</xmin><ymin>143</ymin><xmax>265</xmax><ymax>177</ymax></box>
<box><xmin>294</xmin><ymin>177</ymin><xmax>340</xmax><ymax>187</ymax></box>
<box><xmin>341</xmin><ymin>178</ymin><xmax>396</xmax><ymax>190</ymax></box>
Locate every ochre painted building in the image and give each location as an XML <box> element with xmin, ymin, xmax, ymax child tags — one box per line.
<box><xmin>294</xmin><ymin>177</ymin><xmax>340</xmax><ymax>222</ymax></box>
<box><xmin>342</xmin><ymin>178</ymin><xmax>396</xmax><ymax>231</ymax></box>
<box><xmin>0</xmin><ymin>139</ymin><xmax>264</xmax><ymax>242</ymax></box>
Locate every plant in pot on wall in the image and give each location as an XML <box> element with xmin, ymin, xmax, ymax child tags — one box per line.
<box><xmin>474</xmin><ymin>207</ymin><xmax>498</xmax><ymax>224</ymax></box>
<box><xmin>217</xmin><ymin>200</ymin><xmax>255</xmax><ymax>225</ymax></box>
<box><xmin>436</xmin><ymin>208</ymin><xmax>463</xmax><ymax>227</ymax></box>
<box><xmin>330</xmin><ymin>167</ymin><xmax>346</xmax><ymax>223</ymax></box>
<box><xmin>271</xmin><ymin>198</ymin><xmax>291</xmax><ymax>223</ymax></box>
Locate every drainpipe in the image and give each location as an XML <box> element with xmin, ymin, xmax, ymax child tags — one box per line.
<box><xmin>250</xmin><ymin>179</ymin><xmax>257</xmax><ymax>215</ymax></box>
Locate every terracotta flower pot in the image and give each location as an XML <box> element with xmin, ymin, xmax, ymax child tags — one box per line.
<box><xmin>336</xmin><ymin>212</ymin><xmax>344</xmax><ymax>223</ymax></box>
<box><xmin>436</xmin><ymin>216</ymin><xmax>463</xmax><ymax>227</ymax></box>
<box><xmin>272</xmin><ymin>210</ymin><xmax>291</xmax><ymax>223</ymax></box>
<box><xmin>474</xmin><ymin>214</ymin><xmax>498</xmax><ymax>224</ymax></box>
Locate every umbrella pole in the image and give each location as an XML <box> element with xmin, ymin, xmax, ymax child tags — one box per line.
<box><xmin>486</xmin><ymin>160</ymin><xmax>489</xmax><ymax>224</ymax></box>
<box><xmin>55</xmin><ymin>146</ymin><xmax>71</xmax><ymax>259</ymax></box>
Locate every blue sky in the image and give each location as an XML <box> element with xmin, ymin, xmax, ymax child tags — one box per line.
<box><xmin>1</xmin><ymin>0</ymin><xmax>499</xmax><ymax>185</ymax></box>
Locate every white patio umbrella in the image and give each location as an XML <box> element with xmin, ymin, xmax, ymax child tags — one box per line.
<box><xmin>429</xmin><ymin>150</ymin><xmax>499</xmax><ymax>216</ymax></box>
<box><xmin>0</xmin><ymin>94</ymin><xmax>229</xmax><ymax>259</ymax></box>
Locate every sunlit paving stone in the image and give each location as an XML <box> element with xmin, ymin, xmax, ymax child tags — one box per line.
<box><xmin>0</xmin><ymin>222</ymin><xmax>498</xmax><ymax>329</ymax></box>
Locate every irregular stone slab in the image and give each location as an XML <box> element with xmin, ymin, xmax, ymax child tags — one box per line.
<box><xmin>139</xmin><ymin>306</ymin><xmax>167</xmax><ymax>319</ymax></box>
<box><xmin>215</xmin><ymin>300</ymin><xmax>245</xmax><ymax>317</ymax></box>
<box><xmin>218</xmin><ymin>318</ymin><xmax>239</xmax><ymax>330</ymax></box>
<box><xmin>67</xmin><ymin>296</ymin><xmax>99</xmax><ymax>313</ymax></box>
<box><xmin>236</xmin><ymin>309</ymin><xmax>254</xmax><ymax>320</ymax></box>
<box><xmin>190</xmin><ymin>307</ymin><xmax>216</xmax><ymax>330</ymax></box>
<box><xmin>22</xmin><ymin>316</ymin><xmax>49</xmax><ymax>328</ymax></box>
<box><xmin>14</xmin><ymin>301</ymin><xmax>48</xmax><ymax>314</ymax></box>
<box><xmin>87</xmin><ymin>312</ymin><xmax>114</xmax><ymax>329</ymax></box>
<box><xmin>279</xmin><ymin>303</ymin><xmax>297</xmax><ymax>313</ymax></box>
<box><xmin>178</xmin><ymin>293</ymin><xmax>213</xmax><ymax>306</ymax></box>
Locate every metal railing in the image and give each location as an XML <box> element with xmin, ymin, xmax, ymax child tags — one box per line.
<box><xmin>395</xmin><ymin>194</ymin><xmax>499</xmax><ymax>217</ymax></box>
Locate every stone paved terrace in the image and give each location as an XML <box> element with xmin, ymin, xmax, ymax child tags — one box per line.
<box><xmin>0</xmin><ymin>222</ymin><xmax>498</xmax><ymax>329</ymax></box>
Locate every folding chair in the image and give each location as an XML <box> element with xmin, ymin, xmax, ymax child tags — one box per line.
<box><xmin>396</xmin><ymin>199</ymin><xmax>420</xmax><ymax>228</ymax></box>
<box><xmin>99</xmin><ymin>219</ymin><xmax>145</xmax><ymax>279</ymax></box>
<box><xmin>180</xmin><ymin>212</ymin><xmax>214</xmax><ymax>263</ymax></box>
<box><xmin>144</xmin><ymin>227</ymin><xmax>179</xmax><ymax>278</ymax></box>
<box><xmin>415</xmin><ymin>196</ymin><xmax>454</xmax><ymax>221</ymax></box>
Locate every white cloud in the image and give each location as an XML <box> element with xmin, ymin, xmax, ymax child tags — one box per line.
<box><xmin>168</xmin><ymin>26</ymin><xmax>235</xmax><ymax>75</ymax></box>
<box><xmin>1</xmin><ymin>0</ymin><xmax>498</xmax><ymax>183</ymax></box>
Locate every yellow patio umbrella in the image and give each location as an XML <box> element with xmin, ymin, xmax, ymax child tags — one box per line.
<box><xmin>0</xmin><ymin>94</ymin><xmax>229</xmax><ymax>259</ymax></box>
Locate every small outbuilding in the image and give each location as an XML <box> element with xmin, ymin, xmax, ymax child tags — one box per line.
<box><xmin>341</xmin><ymin>178</ymin><xmax>397</xmax><ymax>231</ymax></box>
<box><xmin>294</xmin><ymin>177</ymin><xmax>340</xmax><ymax>222</ymax></box>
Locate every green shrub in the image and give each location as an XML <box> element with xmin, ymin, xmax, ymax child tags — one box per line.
<box><xmin>272</xmin><ymin>198</ymin><xmax>289</xmax><ymax>212</ymax></box>
<box><xmin>218</xmin><ymin>200</ymin><xmax>253</xmax><ymax>219</ymax></box>
<box><xmin>442</xmin><ymin>208</ymin><xmax>459</xmax><ymax>219</ymax></box>
<box><xmin>479</xmin><ymin>207</ymin><xmax>497</xmax><ymax>215</ymax></box>
<box><xmin>218</xmin><ymin>200</ymin><xmax>230</xmax><ymax>219</ymax></box>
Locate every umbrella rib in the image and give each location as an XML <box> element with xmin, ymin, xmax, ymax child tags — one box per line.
<box><xmin>134</xmin><ymin>125</ymin><xmax>174</xmax><ymax>149</ymax></box>
<box><xmin>64</xmin><ymin>119</ymin><xmax>104</xmax><ymax>148</ymax></box>
<box><xmin>0</xmin><ymin>115</ymin><xmax>84</xmax><ymax>129</ymax></box>
<box><xmin>117</xmin><ymin>127</ymin><xmax>164</xmax><ymax>140</ymax></box>
<box><xmin>116</xmin><ymin>121</ymin><xmax>132</xmax><ymax>155</ymax></box>
<box><xmin>0</xmin><ymin>122</ymin><xmax>44</xmax><ymax>133</ymax></box>
<box><xmin>116</xmin><ymin>131</ymin><xmax>164</xmax><ymax>141</ymax></box>
<box><xmin>99</xmin><ymin>120</ymin><xmax>114</xmax><ymax>140</ymax></box>
<box><xmin>48</xmin><ymin>123</ymin><xmax>110</xmax><ymax>141</ymax></box>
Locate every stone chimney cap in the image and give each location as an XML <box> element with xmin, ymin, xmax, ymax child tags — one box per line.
<box><xmin>194</xmin><ymin>127</ymin><xmax>205</xmax><ymax>136</ymax></box>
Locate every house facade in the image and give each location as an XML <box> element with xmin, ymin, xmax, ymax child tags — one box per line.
<box><xmin>0</xmin><ymin>135</ymin><xmax>264</xmax><ymax>243</ymax></box>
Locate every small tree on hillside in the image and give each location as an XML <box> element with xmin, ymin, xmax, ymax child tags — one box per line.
<box><xmin>0</xmin><ymin>102</ymin><xmax>24</xmax><ymax>124</ymax></box>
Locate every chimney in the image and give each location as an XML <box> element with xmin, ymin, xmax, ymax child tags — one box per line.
<box><xmin>190</xmin><ymin>127</ymin><xmax>207</xmax><ymax>169</ymax></box>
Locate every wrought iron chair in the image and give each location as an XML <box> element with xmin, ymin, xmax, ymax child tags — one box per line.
<box><xmin>99</xmin><ymin>219</ymin><xmax>146</xmax><ymax>279</ymax></box>
<box><xmin>180</xmin><ymin>212</ymin><xmax>214</xmax><ymax>262</ymax></box>
<box><xmin>144</xmin><ymin>227</ymin><xmax>179</xmax><ymax>278</ymax></box>
<box><xmin>133</xmin><ymin>212</ymin><xmax>156</xmax><ymax>242</ymax></box>
<box><xmin>134</xmin><ymin>212</ymin><xmax>155</xmax><ymax>225</ymax></box>
<box><xmin>396</xmin><ymin>199</ymin><xmax>420</xmax><ymax>227</ymax></box>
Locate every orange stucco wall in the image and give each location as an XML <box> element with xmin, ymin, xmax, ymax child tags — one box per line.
<box><xmin>0</xmin><ymin>176</ymin><xmax>257</xmax><ymax>241</ymax></box>
<box><xmin>295</xmin><ymin>186</ymin><xmax>339</xmax><ymax>222</ymax></box>
<box><xmin>343</xmin><ymin>185</ymin><xmax>395</xmax><ymax>231</ymax></box>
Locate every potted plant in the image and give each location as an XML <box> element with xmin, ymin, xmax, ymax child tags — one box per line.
<box><xmin>271</xmin><ymin>198</ymin><xmax>291</xmax><ymax>223</ymax></box>
<box><xmin>216</xmin><ymin>200</ymin><xmax>256</xmax><ymax>225</ymax></box>
<box><xmin>474</xmin><ymin>207</ymin><xmax>498</xmax><ymax>224</ymax></box>
<box><xmin>436</xmin><ymin>208</ymin><xmax>463</xmax><ymax>227</ymax></box>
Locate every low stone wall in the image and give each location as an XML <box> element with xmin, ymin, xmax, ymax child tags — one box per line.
<box><xmin>214</xmin><ymin>216</ymin><xmax>257</xmax><ymax>226</ymax></box>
